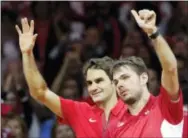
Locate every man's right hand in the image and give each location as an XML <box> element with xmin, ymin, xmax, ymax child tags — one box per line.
<box><xmin>15</xmin><ymin>18</ymin><xmax>38</xmax><ymax>53</ymax></box>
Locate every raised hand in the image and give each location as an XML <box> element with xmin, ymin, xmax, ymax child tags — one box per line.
<box><xmin>15</xmin><ymin>18</ymin><xmax>38</xmax><ymax>53</ymax></box>
<box><xmin>131</xmin><ymin>9</ymin><xmax>157</xmax><ymax>35</ymax></box>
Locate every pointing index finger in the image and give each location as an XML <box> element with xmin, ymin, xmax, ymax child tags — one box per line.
<box><xmin>131</xmin><ymin>10</ymin><xmax>141</xmax><ymax>23</ymax></box>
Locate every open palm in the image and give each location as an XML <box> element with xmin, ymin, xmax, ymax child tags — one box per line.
<box><xmin>15</xmin><ymin>18</ymin><xmax>38</xmax><ymax>53</ymax></box>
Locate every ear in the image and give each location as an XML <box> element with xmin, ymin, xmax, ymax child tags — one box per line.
<box><xmin>140</xmin><ymin>72</ymin><xmax>148</xmax><ymax>85</ymax></box>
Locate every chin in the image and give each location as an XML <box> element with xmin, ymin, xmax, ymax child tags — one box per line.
<box><xmin>91</xmin><ymin>96</ymin><xmax>104</xmax><ymax>103</ymax></box>
<box><xmin>122</xmin><ymin>96</ymin><xmax>136</xmax><ymax>105</ymax></box>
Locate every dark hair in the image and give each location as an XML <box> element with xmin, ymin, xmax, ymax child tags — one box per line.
<box><xmin>31</xmin><ymin>1</ymin><xmax>52</xmax><ymax>19</ymax></box>
<box><xmin>2</xmin><ymin>9</ymin><xmax>18</xmax><ymax>23</ymax></box>
<box><xmin>112</xmin><ymin>56</ymin><xmax>148</xmax><ymax>75</ymax></box>
<box><xmin>6</xmin><ymin>113</ymin><xmax>28</xmax><ymax>138</ymax></box>
<box><xmin>83</xmin><ymin>56</ymin><xmax>114</xmax><ymax>80</ymax></box>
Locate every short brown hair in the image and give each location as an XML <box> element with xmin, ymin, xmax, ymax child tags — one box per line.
<box><xmin>83</xmin><ymin>56</ymin><xmax>114</xmax><ymax>80</ymax></box>
<box><xmin>112</xmin><ymin>56</ymin><xmax>148</xmax><ymax>75</ymax></box>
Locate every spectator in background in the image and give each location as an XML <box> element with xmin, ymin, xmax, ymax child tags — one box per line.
<box><xmin>97</xmin><ymin>2</ymin><xmax>126</xmax><ymax>58</ymax></box>
<box><xmin>85</xmin><ymin>2</ymin><xmax>126</xmax><ymax>58</ymax></box>
<box><xmin>167</xmin><ymin>1</ymin><xmax>188</xmax><ymax>36</ymax></box>
<box><xmin>58</xmin><ymin>77</ymin><xmax>80</xmax><ymax>100</ymax></box>
<box><xmin>1</xmin><ymin>61</ymin><xmax>33</xmax><ymax>130</ymax></box>
<box><xmin>51</xmin><ymin>50</ymin><xmax>84</xmax><ymax>97</ymax></box>
<box><xmin>137</xmin><ymin>45</ymin><xmax>151</xmax><ymax>67</ymax></box>
<box><xmin>147</xmin><ymin>68</ymin><xmax>160</xmax><ymax>96</ymax></box>
<box><xmin>119</xmin><ymin>45</ymin><xmax>137</xmax><ymax>59</ymax></box>
<box><xmin>31</xmin><ymin>1</ymin><xmax>58</xmax><ymax>86</ymax></box>
<box><xmin>176</xmin><ymin>55</ymin><xmax>188</xmax><ymax>104</ymax></box>
<box><xmin>124</xmin><ymin>31</ymin><xmax>144</xmax><ymax>45</ymax></box>
<box><xmin>1</xmin><ymin>1</ymin><xmax>188</xmax><ymax>138</ymax></box>
<box><xmin>15</xmin><ymin>16</ymin><xmax>127</xmax><ymax>137</ymax></box>
<box><xmin>1</xmin><ymin>9</ymin><xmax>20</xmax><ymax>83</ymax></box>
<box><xmin>172</xmin><ymin>33</ymin><xmax>188</xmax><ymax>59</ymax></box>
<box><xmin>4</xmin><ymin>113</ymin><xmax>28</xmax><ymax>138</ymax></box>
<box><xmin>81</xmin><ymin>26</ymin><xmax>107</xmax><ymax>62</ymax></box>
<box><xmin>51</xmin><ymin>123</ymin><xmax>76</xmax><ymax>138</ymax></box>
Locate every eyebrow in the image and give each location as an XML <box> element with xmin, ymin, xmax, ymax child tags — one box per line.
<box><xmin>95</xmin><ymin>77</ymin><xmax>104</xmax><ymax>82</ymax></box>
<box><xmin>120</xmin><ymin>74</ymin><xmax>129</xmax><ymax>78</ymax></box>
<box><xmin>113</xmin><ymin>73</ymin><xmax>129</xmax><ymax>81</ymax></box>
<box><xmin>86</xmin><ymin>77</ymin><xmax>104</xmax><ymax>83</ymax></box>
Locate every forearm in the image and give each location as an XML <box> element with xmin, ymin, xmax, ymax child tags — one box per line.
<box><xmin>151</xmin><ymin>32</ymin><xmax>179</xmax><ymax>98</ymax></box>
<box><xmin>22</xmin><ymin>51</ymin><xmax>48</xmax><ymax>99</ymax></box>
<box><xmin>151</xmin><ymin>34</ymin><xmax>177</xmax><ymax>72</ymax></box>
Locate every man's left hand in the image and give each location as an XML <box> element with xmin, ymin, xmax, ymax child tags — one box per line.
<box><xmin>131</xmin><ymin>9</ymin><xmax>157</xmax><ymax>35</ymax></box>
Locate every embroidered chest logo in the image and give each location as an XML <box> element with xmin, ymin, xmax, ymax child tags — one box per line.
<box><xmin>89</xmin><ymin>118</ymin><xmax>97</xmax><ymax>123</ymax></box>
<box><xmin>117</xmin><ymin>122</ymin><xmax>125</xmax><ymax>127</ymax></box>
<box><xmin>144</xmin><ymin>110</ymin><xmax>150</xmax><ymax>115</ymax></box>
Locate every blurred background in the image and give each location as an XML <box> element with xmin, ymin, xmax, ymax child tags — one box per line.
<box><xmin>1</xmin><ymin>1</ymin><xmax>188</xmax><ymax>138</ymax></box>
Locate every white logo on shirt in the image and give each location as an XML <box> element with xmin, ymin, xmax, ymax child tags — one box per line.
<box><xmin>117</xmin><ymin>122</ymin><xmax>125</xmax><ymax>127</ymax></box>
<box><xmin>144</xmin><ymin>110</ymin><xmax>150</xmax><ymax>115</ymax></box>
<box><xmin>89</xmin><ymin>118</ymin><xmax>97</xmax><ymax>123</ymax></box>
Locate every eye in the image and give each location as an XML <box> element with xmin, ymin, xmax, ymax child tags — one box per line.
<box><xmin>121</xmin><ymin>75</ymin><xmax>129</xmax><ymax>80</ymax></box>
<box><xmin>86</xmin><ymin>81</ymin><xmax>92</xmax><ymax>86</ymax></box>
<box><xmin>95</xmin><ymin>78</ymin><xmax>103</xmax><ymax>84</ymax></box>
<box><xmin>113</xmin><ymin>80</ymin><xmax>118</xmax><ymax>86</ymax></box>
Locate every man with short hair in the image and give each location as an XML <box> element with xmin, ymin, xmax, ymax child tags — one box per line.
<box><xmin>15</xmin><ymin>18</ymin><xmax>126</xmax><ymax>138</ymax></box>
<box><xmin>108</xmin><ymin>9</ymin><xmax>184</xmax><ymax>137</ymax></box>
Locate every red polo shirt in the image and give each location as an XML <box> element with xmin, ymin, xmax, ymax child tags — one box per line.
<box><xmin>183</xmin><ymin>106</ymin><xmax>188</xmax><ymax>138</ymax></box>
<box><xmin>57</xmin><ymin>98</ymin><xmax>126</xmax><ymax>137</ymax></box>
<box><xmin>107</xmin><ymin>86</ymin><xmax>184</xmax><ymax>138</ymax></box>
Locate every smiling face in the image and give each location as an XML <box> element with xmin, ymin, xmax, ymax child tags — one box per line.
<box><xmin>86</xmin><ymin>69</ymin><xmax>114</xmax><ymax>103</ymax></box>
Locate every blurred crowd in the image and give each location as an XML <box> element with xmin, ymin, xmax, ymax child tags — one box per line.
<box><xmin>1</xmin><ymin>1</ymin><xmax>188</xmax><ymax>138</ymax></box>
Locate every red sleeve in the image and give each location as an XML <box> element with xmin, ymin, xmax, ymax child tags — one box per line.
<box><xmin>183</xmin><ymin>109</ymin><xmax>188</xmax><ymax>138</ymax></box>
<box><xmin>158</xmin><ymin>86</ymin><xmax>183</xmax><ymax>124</ymax></box>
<box><xmin>57</xmin><ymin>97</ymin><xmax>88</xmax><ymax>125</ymax></box>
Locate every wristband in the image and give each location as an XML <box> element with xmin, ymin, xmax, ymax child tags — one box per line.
<box><xmin>149</xmin><ymin>30</ymin><xmax>159</xmax><ymax>39</ymax></box>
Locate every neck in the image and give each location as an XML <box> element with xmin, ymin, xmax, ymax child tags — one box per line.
<box><xmin>128</xmin><ymin>87</ymin><xmax>150</xmax><ymax>116</ymax></box>
<box><xmin>98</xmin><ymin>93</ymin><xmax>118</xmax><ymax>121</ymax></box>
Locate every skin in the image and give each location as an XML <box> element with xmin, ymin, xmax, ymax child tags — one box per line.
<box><xmin>131</xmin><ymin>9</ymin><xmax>179</xmax><ymax>99</ymax></box>
<box><xmin>15</xmin><ymin>18</ymin><xmax>117</xmax><ymax>122</ymax></box>
<box><xmin>113</xmin><ymin>66</ymin><xmax>147</xmax><ymax>104</ymax></box>
<box><xmin>86</xmin><ymin>69</ymin><xmax>117</xmax><ymax>120</ymax></box>
<box><xmin>86</xmin><ymin>69</ymin><xmax>115</xmax><ymax>104</ymax></box>
<box><xmin>112</xmin><ymin>9</ymin><xmax>179</xmax><ymax>115</ymax></box>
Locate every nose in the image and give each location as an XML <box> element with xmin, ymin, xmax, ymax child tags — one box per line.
<box><xmin>89</xmin><ymin>83</ymin><xmax>98</xmax><ymax>93</ymax></box>
<box><xmin>117</xmin><ymin>81</ymin><xmax>125</xmax><ymax>91</ymax></box>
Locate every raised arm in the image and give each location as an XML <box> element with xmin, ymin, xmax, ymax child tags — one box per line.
<box><xmin>131</xmin><ymin>9</ymin><xmax>179</xmax><ymax>100</ymax></box>
<box><xmin>15</xmin><ymin>18</ymin><xmax>62</xmax><ymax>117</ymax></box>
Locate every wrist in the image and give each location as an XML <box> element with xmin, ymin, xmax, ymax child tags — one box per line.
<box><xmin>22</xmin><ymin>50</ymin><xmax>33</xmax><ymax>56</ymax></box>
<box><xmin>147</xmin><ymin>26</ymin><xmax>158</xmax><ymax>36</ymax></box>
<box><xmin>148</xmin><ymin>27</ymin><xmax>160</xmax><ymax>40</ymax></box>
